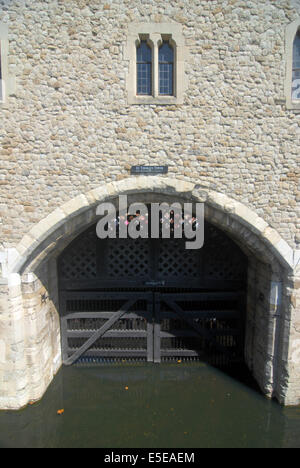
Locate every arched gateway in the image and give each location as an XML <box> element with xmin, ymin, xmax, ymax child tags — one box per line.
<box><xmin>0</xmin><ymin>177</ymin><xmax>299</xmax><ymax>409</ymax></box>
<box><xmin>58</xmin><ymin>218</ymin><xmax>247</xmax><ymax>366</ymax></box>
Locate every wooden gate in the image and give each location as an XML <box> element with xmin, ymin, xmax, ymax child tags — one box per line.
<box><xmin>155</xmin><ymin>291</ymin><xmax>244</xmax><ymax>365</ymax></box>
<box><xmin>61</xmin><ymin>291</ymin><xmax>153</xmax><ymax>365</ymax></box>
<box><xmin>60</xmin><ymin>290</ymin><xmax>244</xmax><ymax>366</ymax></box>
<box><xmin>58</xmin><ymin>218</ymin><xmax>248</xmax><ymax>366</ymax></box>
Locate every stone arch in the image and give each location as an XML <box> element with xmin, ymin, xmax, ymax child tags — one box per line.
<box><xmin>9</xmin><ymin>176</ymin><xmax>294</xmax><ymax>276</ymax></box>
<box><xmin>0</xmin><ymin>176</ymin><xmax>299</xmax><ymax>410</ymax></box>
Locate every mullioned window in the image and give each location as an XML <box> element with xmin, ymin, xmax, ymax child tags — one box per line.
<box><xmin>125</xmin><ymin>23</ymin><xmax>187</xmax><ymax>105</ymax></box>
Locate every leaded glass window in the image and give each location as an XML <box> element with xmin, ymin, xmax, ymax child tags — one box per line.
<box><xmin>292</xmin><ymin>31</ymin><xmax>300</xmax><ymax>100</ymax></box>
<box><xmin>159</xmin><ymin>42</ymin><xmax>174</xmax><ymax>96</ymax></box>
<box><xmin>137</xmin><ymin>41</ymin><xmax>152</xmax><ymax>96</ymax></box>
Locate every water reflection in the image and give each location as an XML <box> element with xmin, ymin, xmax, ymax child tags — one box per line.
<box><xmin>0</xmin><ymin>363</ymin><xmax>300</xmax><ymax>448</ymax></box>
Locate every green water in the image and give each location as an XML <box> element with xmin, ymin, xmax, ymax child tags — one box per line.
<box><xmin>1</xmin><ymin>363</ymin><xmax>300</xmax><ymax>448</ymax></box>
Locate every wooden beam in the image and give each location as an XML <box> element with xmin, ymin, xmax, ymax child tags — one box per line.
<box><xmin>64</xmin><ymin>299</ymin><xmax>136</xmax><ymax>365</ymax></box>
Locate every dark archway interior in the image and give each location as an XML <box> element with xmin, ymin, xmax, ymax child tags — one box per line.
<box><xmin>57</xmin><ymin>208</ymin><xmax>249</xmax><ymax>372</ymax></box>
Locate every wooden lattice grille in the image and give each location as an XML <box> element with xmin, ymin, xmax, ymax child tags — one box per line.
<box><xmin>59</xmin><ymin>229</ymin><xmax>97</xmax><ymax>280</ymax></box>
<box><xmin>58</xmin><ymin>215</ymin><xmax>247</xmax><ymax>366</ymax></box>
<box><xmin>158</xmin><ymin>238</ymin><xmax>200</xmax><ymax>278</ymax></box>
<box><xmin>106</xmin><ymin>238</ymin><xmax>151</xmax><ymax>278</ymax></box>
<box><xmin>203</xmin><ymin>225</ymin><xmax>247</xmax><ymax>281</ymax></box>
<box><xmin>58</xmin><ymin>222</ymin><xmax>247</xmax><ymax>287</ymax></box>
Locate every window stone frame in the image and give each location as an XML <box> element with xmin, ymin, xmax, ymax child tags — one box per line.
<box><xmin>0</xmin><ymin>23</ymin><xmax>15</xmax><ymax>105</ymax></box>
<box><xmin>284</xmin><ymin>18</ymin><xmax>300</xmax><ymax>111</ymax></box>
<box><xmin>125</xmin><ymin>23</ymin><xmax>187</xmax><ymax>105</ymax></box>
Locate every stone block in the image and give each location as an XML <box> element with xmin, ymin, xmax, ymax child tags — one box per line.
<box><xmin>61</xmin><ymin>194</ymin><xmax>90</xmax><ymax>217</ymax></box>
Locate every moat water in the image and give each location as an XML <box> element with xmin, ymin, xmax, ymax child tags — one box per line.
<box><xmin>1</xmin><ymin>362</ymin><xmax>300</xmax><ymax>448</ymax></box>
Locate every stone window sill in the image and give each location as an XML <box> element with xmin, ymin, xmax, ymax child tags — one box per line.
<box><xmin>287</xmin><ymin>100</ymin><xmax>300</xmax><ymax>111</ymax></box>
<box><xmin>128</xmin><ymin>95</ymin><xmax>183</xmax><ymax>105</ymax></box>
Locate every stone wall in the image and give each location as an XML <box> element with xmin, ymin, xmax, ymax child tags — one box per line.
<box><xmin>0</xmin><ymin>0</ymin><xmax>300</xmax><ymax>408</ymax></box>
<box><xmin>283</xmin><ymin>269</ymin><xmax>300</xmax><ymax>405</ymax></box>
<box><xmin>245</xmin><ymin>258</ymin><xmax>273</xmax><ymax>394</ymax></box>
<box><xmin>0</xmin><ymin>265</ymin><xmax>61</xmax><ymax>410</ymax></box>
<box><xmin>0</xmin><ymin>0</ymin><xmax>299</xmax><ymax>249</ymax></box>
<box><xmin>0</xmin><ymin>274</ymin><xmax>28</xmax><ymax>409</ymax></box>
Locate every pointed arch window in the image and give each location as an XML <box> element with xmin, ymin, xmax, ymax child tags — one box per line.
<box><xmin>159</xmin><ymin>41</ymin><xmax>174</xmax><ymax>96</ymax></box>
<box><xmin>136</xmin><ymin>40</ymin><xmax>152</xmax><ymax>96</ymax></box>
<box><xmin>292</xmin><ymin>31</ymin><xmax>300</xmax><ymax>100</ymax></box>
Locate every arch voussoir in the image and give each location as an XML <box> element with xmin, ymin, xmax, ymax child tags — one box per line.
<box><xmin>7</xmin><ymin>177</ymin><xmax>295</xmax><ymax>276</ymax></box>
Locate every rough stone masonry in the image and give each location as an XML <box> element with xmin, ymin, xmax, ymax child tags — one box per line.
<box><xmin>0</xmin><ymin>0</ymin><xmax>299</xmax><ymax>409</ymax></box>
